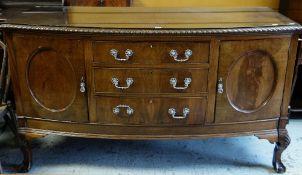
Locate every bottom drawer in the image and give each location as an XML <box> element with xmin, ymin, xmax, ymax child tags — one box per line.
<box><xmin>95</xmin><ymin>97</ymin><xmax>207</xmax><ymax>125</ymax></box>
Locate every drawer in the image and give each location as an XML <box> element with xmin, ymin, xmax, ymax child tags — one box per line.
<box><xmin>95</xmin><ymin>97</ymin><xmax>207</xmax><ymax>125</ymax></box>
<box><xmin>92</xmin><ymin>41</ymin><xmax>209</xmax><ymax>64</ymax></box>
<box><xmin>94</xmin><ymin>68</ymin><xmax>208</xmax><ymax>94</ymax></box>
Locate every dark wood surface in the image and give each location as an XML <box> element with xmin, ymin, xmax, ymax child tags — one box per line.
<box><xmin>65</xmin><ymin>0</ymin><xmax>131</xmax><ymax>6</ymax></box>
<box><xmin>215</xmin><ymin>37</ymin><xmax>291</xmax><ymax>123</ymax></box>
<box><xmin>279</xmin><ymin>0</ymin><xmax>302</xmax><ymax>113</ymax></box>
<box><xmin>280</xmin><ymin>0</ymin><xmax>302</xmax><ymax>24</ymax></box>
<box><xmin>0</xmin><ymin>7</ymin><xmax>301</xmax><ymax>173</ymax></box>
<box><xmin>92</xmin><ymin>41</ymin><xmax>209</xmax><ymax>64</ymax></box>
<box><xmin>95</xmin><ymin>96</ymin><xmax>207</xmax><ymax>125</ymax></box>
<box><xmin>0</xmin><ymin>0</ymin><xmax>62</xmax><ymax>7</ymax></box>
<box><xmin>93</xmin><ymin>68</ymin><xmax>208</xmax><ymax>94</ymax></box>
<box><xmin>11</xmin><ymin>34</ymin><xmax>88</xmax><ymax>122</ymax></box>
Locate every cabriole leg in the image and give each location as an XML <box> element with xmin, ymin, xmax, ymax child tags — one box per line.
<box><xmin>17</xmin><ymin>140</ymin><xmax>32</xmax><ymax>173</ymax></box>
<box><xmin>273</xmin><ymin>130</ymin><xmax>290</xmax><ymax>173</ymax></box>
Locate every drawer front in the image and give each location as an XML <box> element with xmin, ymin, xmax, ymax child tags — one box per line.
<box><xmin>94</xmin><ymin>68</ymin><xmax>208</xmax><ymax>94</ymax></box>
<box><xmin>93</xmin><ymin>42</ymin><xmax>209</xmax><ymax>64</ymax></box>
<box><xmin>96</xmin><ymin>97</ymin><xmax>207</xmax><ymax>125</ymax></box>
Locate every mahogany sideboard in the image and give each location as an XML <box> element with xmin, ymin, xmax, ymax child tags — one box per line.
<box><xmin>0</xmin><ymin>7</ymin><xmax>301</xmax><ymax>173</ymax></box>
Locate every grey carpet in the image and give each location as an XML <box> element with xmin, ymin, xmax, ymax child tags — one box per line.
<box><xmin>0</xmin><ymin>120</ymin><xmax>301</xmax><ymax>175</ymax></box>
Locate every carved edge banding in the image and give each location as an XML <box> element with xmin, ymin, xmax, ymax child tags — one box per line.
<box><xmin>273</xmin><ymin>129</ymin><xmax>291</xmax><ymax>173</ymax></box>
<box><xmin>0</xmin><ymin>24</ymin><xmax>301</xmax><ymax>35</ymax></box>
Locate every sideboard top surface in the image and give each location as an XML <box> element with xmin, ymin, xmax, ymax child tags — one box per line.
<box><xmin>0</xmin><ymin>7</ymin><xmax>301</xmax><ymax>34</ymax></box>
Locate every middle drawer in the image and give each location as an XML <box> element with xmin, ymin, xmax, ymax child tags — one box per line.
<box><xmin>93</xmin><ymin>68</ymin><xmax>208</xmax><ymax>94</ymax></box>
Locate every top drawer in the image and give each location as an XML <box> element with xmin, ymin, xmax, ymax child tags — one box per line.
<box><xmin>92</xmin><ymin>42</ymin><xmax>209</xmax><ymax>64</ymax></box>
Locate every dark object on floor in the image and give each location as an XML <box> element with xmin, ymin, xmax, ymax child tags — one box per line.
<box><xmin>0</xmin><ymin>104</ymin><xmax>32</xmax><ymax>173</ymax></box>
<box><xmin>0</xmin><ymin>39</ymin><xmax>30</xmax><ymax>173</ymax></box>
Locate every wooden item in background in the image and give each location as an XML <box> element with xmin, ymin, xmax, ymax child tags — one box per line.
<box><xmin>132</xmin><ymin>0</ymin><xmax>279</xmax><ymax>9</ymax></box>
<box><xmin>280</xmin><ymin>0</ymin><xmax>302</xmax><ymax>23</ymax></box>
<box><xmin>65</xmin><ymin>0</ymin><xmax>132</xmax><ymax>6</ymax></box>
<box><xmin>279</xmin><ymin>0</ymin><xmax>302</xmax><ymax>113</ymax></box>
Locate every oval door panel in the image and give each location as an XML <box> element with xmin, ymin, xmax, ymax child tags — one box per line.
<box><xmin>26</xmin><ymin>47</ymin><xmax>77</xmax><ymax>112</ymax></box>
<box><xmin>226</xmin><ymin>50</ymin><xmax>276</xmax><ymax>113</ymax></box>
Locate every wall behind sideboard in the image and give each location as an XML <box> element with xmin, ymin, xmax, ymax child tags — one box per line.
<box><xmin>132</xmin><ymin>0</ymin><xmax>280</xmax><ymax>9</ymax></box>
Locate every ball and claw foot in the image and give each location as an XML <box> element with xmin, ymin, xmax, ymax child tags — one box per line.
<box><xmin>272</xmin><ymin>131</ymin><xmax>290</xmax><ymax>174</ymax></box>
<box><xmin>273</xmin><ymin>144</ymin><xmax>286</xmax><ymax>173</ymax></box>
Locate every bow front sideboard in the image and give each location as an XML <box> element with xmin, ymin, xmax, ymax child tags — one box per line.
<box><xmin>0</xmin><ymin>7</ymin><xmax>301</xmax><ymax>173</ymax></box>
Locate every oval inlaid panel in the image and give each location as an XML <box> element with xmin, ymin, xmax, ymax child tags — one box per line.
<box><xmin>226</xmin><ymin>50</ymin><xmax>276</xmax><ymax>113</ymax></box>
<box><xmin>26</xmin><ymin>48</ymin><xmax>77</xmax><ymax>112</ymax></box>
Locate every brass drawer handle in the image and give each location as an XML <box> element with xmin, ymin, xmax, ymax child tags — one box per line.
<box><xmin>80</xmin><ymin>77</ymin><xmax>86</xmax><ymax>93</ymax></box>
<box><xmin>110</xmin><ymin>49</ymin><xmax>134</xmax><ymax>61</ymax></box>
<box><xmin>168</xmin><ymin>107</ymin><xmax>190</xmax><ymax>119</ymax></box>
<box><xmin>112</xmin><ymin>77</ymin><xmax>134</xmax><ymax>89</ymax></box>
<box><xmin>170</xmin><ymin>77</ymin><xmax>192</xmax><ymax>90</ymax></box>
<box><xmin>113</xmin><ymin>105</ymin><xmax>134</xmax><ymax>116</ymax></box>
<box><xmin>169</xmin><ymin>49</ymin><xmax>192</xmax><ymax>62</ymax></box>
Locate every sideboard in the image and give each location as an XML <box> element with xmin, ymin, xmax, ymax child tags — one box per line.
<box><xmin>0</xmin><ymin>7</ymin><xmax>301</xmax><ymax>173</ymax></box>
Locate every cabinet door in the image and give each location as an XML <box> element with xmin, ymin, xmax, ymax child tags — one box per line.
<box><xmin>11</xmin><ymin>34</ymin><xmax>88</xmax><ymax>122</ymax></box>
<box><xmin>215</xmin><ymin>38</ymin><xmax>291</xmax><ymax>123</ymax></box>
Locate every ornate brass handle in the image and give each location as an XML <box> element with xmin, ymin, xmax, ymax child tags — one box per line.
<box><xmin>169</xmin><ymin>49</ymin><xmax>192</xmax><ymax>62</ymax></box>
<box><xmin>112</xmin><ymin>77</ymin><xmax>134</xmax><ymax>89</ymax></box>
<box><xmin>80</xmin><ymin>77</ymin><xmax>86</xmax><ymax>93</ymax></box>
<box><xmin>170</xmin><ymin>77</ymin><xmax>192</xmax><ymax>90</ymax></box>
<box><xmin>113</xmin><ymin>105</ymin><xmax>134</xmax><ymax>115</ymax></box>
<box><xmin>110</xmin><ymin>49</ymin><xmax>134</xmax><ymax>61</ymax></box>
<box><xmin>168</xmin><ymin>107</ymin><xmax>190</xmax><ymax>119</ymax></box>
<box><xmin>217</xmin><ymin>78</ymin><xmax>224</xmax><ymax>94</ymax></box>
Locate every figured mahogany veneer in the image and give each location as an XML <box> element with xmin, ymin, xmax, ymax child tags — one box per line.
<box><xmin>11</xmin><ymin>35</ymin><xmax>88</xmax><ymax>122</ymax></box>
<box><xmin>92</xmin><ymin>41</ymin><xmax>210</xmax><ymax>64</ymax></box>
<box><xmin>0</xmin><ymin>7</ymin><xmax>301</xmax><ymax>173</ymax></box>
<box><xmin>96</xmin><ymin>96</ymin><xmax>207</xmax><ymax>125</ymax></box>
<box><xmin>93</xmin><ymin>68</ymin><xmax>208</xmax><ymax>94</ymax></box>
